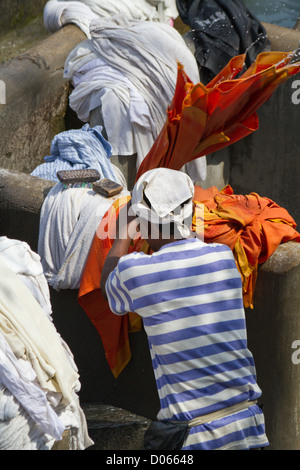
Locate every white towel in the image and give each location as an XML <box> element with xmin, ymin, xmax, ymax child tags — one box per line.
<box><xmin>64</xmin><ymin>16</ymin><xmax>206</xmax><ymax>180</ymax></box>
<box><xmin>0</xmin><ymin>237</ymin><xmax>52</xmax><ymax>318</ymax></box>
<box><xmin>44</xmin><ymin>0</ymin><xmax>178</xmax><ymax>37</ymax></box>
<box><xmin>0</xmin><ymin>258</ymin><xmax>79</xmax><ymax>404</ymax></box>
<box><xmin>38</xmin><ymin>183</ymin><xmax>130</xmax><ymax>290</ymax></box>
<box><xmin>0</xmin><ymin>332</ymin><xmax>65</xmax><ymax>440</ymax></box>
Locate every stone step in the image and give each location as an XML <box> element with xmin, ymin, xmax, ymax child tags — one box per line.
<box><xmin>52</xmin><ymin>404</ymin><xmax>151</xmax><ymax>451</ymax></box>
<box><xmin>83</xmin><ymin>404</ymin><xmax>151</xmax><ymax>451</ymax></box>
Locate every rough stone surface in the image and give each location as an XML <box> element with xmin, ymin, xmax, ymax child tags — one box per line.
<box><xmin>246</xmin><ymin>242</ymin><xmax>300</xmax><ymax>450</ymax></box>
<box><xmin>0</xmin><ymin>24</ymin><xmax>86</xmax><ymax>174</ymax></box>
<box><xmin>83</xmin><ymin>404</ymin><xmax>151</xmax><ymax>451</ymax></box>
<box><xmin>263</xmin><ymin>22</ymin><xmax>300</xmax><ymax>51</ymax></box>
<box><xmin>0</xmin><ymin>0</ymin><xmax>48</xmax><ymax>35</ymax></box>
<box><xmin>0</xmin><ymin>15</ymin><xmax>50</xmax><ymax>65</ymax></box>
<box><xmin>0</xmin><ymin>168</ymin><xmax>55</xmax><ymax>250</ymax></box>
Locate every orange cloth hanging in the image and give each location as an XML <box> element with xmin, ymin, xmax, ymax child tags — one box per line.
<box><xmin>192</xmin><ymin>185</ymin><xmax>300</xmax><ymax>308</ymax></box>
<box><xmin>78</xmin><ymin>195</ymin><xmax>151</xmax><ymax>378</ymax></box>
<box><xmin>136</xmin><ymin>51</ymin><xmax>300</xmax><ymax>180</ymax></box>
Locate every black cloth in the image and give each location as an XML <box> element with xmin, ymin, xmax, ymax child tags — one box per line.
<box><xmin>176</xmin><ymin>0</ymin><xmax>270</xmax><ymax>84</ymax></box>
<box><xmin>144</xmin><ymin>420</ymin><xmax>190</xmax><ymax>450</ymax></box>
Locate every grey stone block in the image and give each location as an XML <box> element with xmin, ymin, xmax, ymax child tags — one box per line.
<box><xmin>0</xmin><ymin>24</ymin><xmax>86</xmax><ymax>174</ymax></box>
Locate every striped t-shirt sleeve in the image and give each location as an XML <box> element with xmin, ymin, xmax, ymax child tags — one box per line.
<box><xmin>106</xmin><ymin>262</ymin><xmax>133</xmax><ymax>315</ymax></box>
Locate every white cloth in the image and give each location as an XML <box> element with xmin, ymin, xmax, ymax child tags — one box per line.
<box><xmin>131</xmin><ymin>168</ymin><xmax>195</xmax><ymax>238</ymax></box>
<box><xmin>64</xmin><ymin>16</ymin><xmax>206</xmax><ymax>180</ymax></box>
<box><xmin>0</xmin><ymin>257</ymin><xmax>79</xmax><ymax>405</ymax></box>
<box><xmin>0</xmin><ymin>237</ymin><xmax>52</xmax><ymax>318</ymax></box>
<box><xmin>0</xmin><ymin>385</ymin><xmax>56</xmax><ymax>450</ymax></box>
<box><xmin>0</xmin><ymin>380</ymin><xmax>92</xmax><ymax>450</ymax></box>
<box><xmin>0</xmin><ymin>332</ymin><xmax>65</xmax><ymax>440</ymax></box>
<box><xmin>0</xmin><ymin>248</ymin><xmax>93</xmax><ymax>450</ymax></box>
<box><xmin>65</xmin><ymin>53</ymin><xmax>156</xmax><ymax>164</ymax></box>
<box><xmin>44</xmin><ymin>0</ymin><xmax>178</xmax><ymax>38</ymax></box>
<box><xmin>38</xmin><ymin>183</ymin><xmax>130</xmax><ymax>290</ymax></box>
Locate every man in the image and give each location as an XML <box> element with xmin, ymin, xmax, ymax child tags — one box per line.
<box><xmin>101</xmin><ymin>168</ymin><xmax>269</xmax><ymax>450</ymax></box>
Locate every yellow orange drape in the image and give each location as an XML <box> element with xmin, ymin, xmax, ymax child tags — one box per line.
<box><xmin>192</xmin><ymin>185</ymin><xmax>300</xmax><ymax>308</ymax></box>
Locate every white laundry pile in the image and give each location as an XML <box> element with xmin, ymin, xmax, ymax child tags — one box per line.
<box><xmin>30</xmin><ymin>124</ymin><xmax>117</xmax><ymax>183</ymax></box>
<box><xmin>38</xmin><ymin>182</ymin><xmax>130</xmax><ymax>291</ymax></box>
<box><xmin>64</xmin><ymin>16</ymin><xmax>207</xmax><ymax>181</ymax></box>
<box><xmin>44</xmin><ymin>0</ymin><xmax>178</xmax><ymax>38</ymax></box>
<box><xmin>0</xmin><ymin>248</ymin><xmax>93</xmax><ymax>450</ymax></box>
<box><xmin>0</xmin><ymin>237</ymin><xmax>52</xmax><ymax>318</ymax></box>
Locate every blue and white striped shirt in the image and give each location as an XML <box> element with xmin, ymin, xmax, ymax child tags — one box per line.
<box><xmin>106</xmin><ymin>238</ymin><xmax>269</xmax><ymax>450</ymax></box>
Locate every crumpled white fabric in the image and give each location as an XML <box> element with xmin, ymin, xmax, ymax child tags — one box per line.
<box><xmin>64</xmin><ymin>16</ymin><xmax>206</xmax><ymax>181</ymax></box>
<box><xmin>38</xmin><ymin>183</ymin><xmax>130</xmax><ymax>290</ymax></box>
<box><xmin>0</xmin><ymin>245</ymin><xmax>93</xmax><ymax>450</ymax></box>
<box><xmin>0</xmin><ymin>380</ymin><xmax>92</xmax><ymax>450</ymax></box>
<box><xmin>131</xmin><ymin>168</ymin><xmax>195</xmax><ymax>238</ymax></box>
<box><xmin>0</xmin><ymin>257</ymin><xmax>79</xmax><ymax>405</ymax></box>
<box><xmin>65</xmin><ymin>53</ymin><xmax>156</xmax><ymax>166</ymax></box>
<box><xmin>0</xmin><ymin>237</ymin><xmax>52</xmax><ymax>318</ymax></box>
<box><xmin>0</xmin><ymin>332</ymin><xmax>65</xmax><ymax>441</ymax></box>
<box><xmin>44</xmin><ymin>0</ymin><xmax>178</xmax><ymax>37</ymax></box>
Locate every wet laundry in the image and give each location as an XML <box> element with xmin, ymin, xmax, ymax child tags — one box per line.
<box><xmin>64</xmin><ymin>15</ymin><xmax>207</xmax><ymax>182</ymax></box>
<box><xmin>0</xmin><ymin>237</ymin><xmax>52</xmax><ymax>318</ymax></box>
<box><xmin>136</xmin><ymin>50</ymin><xmax>300</xmax><ymax>180</ymax></box>
<box><xmin>176</xmin><ymin>0</ymin><xmax>270</xmax><ymax>84</ymax></box>
<box><xmin>44</xmin><ymin>0</ymin><xmax>178</xmax><ymax>38</ymax></box>
<box><xmin>38</xmin><ymin>181</ymin><xmax>130</xmax><ymax>291</ymax></box>
<box><xmin>0</xmin><ymin>242</ymin><xmax>93</xmax><ymax>450</ymax></box>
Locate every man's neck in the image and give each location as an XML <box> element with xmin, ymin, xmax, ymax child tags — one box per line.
<box><xmin>147</xmin><ymin>235</ymin><xmax>186</xmax><ymax>252</ymax></box>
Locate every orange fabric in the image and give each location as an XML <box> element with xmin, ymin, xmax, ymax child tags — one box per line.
<box><xmin>78</xmin><ymin>195</ymin><xmax>151</xmax><ymax>377</ymax></box>
<box><xmin>192</xmin><ymin>185</ymin><xmax>300</xmax><ymax>308</ymax></box>
<box><xmin>136</xmin><ymin>51</ymin><xmax>300</xmax><ymax>180</ymax></box>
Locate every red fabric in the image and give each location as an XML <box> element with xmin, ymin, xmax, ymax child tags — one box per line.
<box><xmin>78</xmin><ymin>196</ymin><xmax>151</xmax><ymax>377</ymax></box>
<box><xmin>136</xmin><ymin>52</ymin><xmax>300</xmax><ymax>180</ymax></box>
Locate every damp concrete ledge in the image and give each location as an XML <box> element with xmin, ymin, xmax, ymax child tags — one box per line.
<box><xmin>0</xmin><ymin>24</ymin><xmax>85</xmax><ymax>174</ymax></box>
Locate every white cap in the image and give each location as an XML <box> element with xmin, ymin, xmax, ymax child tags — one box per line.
<box><xmin>131</xmin><ymin>168</ymin><xmax>194</xmax><ymax>238</ymax></box>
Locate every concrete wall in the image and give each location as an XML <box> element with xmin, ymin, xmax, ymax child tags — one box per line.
<box><xmin>0</xmin><ymin>24</ymin><xmax>85</xmax><ymax>174</ymax></box>
<box><xmin>246</xmin><ymin>242</ymin><xmax>300</xmax><ymax>450</ymax></box>
<box><xmin>0</xmin><ymin>0</ymin><xmax>47</xmax><ymax>34</ymax></box>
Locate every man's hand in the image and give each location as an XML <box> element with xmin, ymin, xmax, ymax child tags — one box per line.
<box><xmin>100</xmin><ymin>200</ymin><xmax>138</xmax><ymax>299</ymax></box>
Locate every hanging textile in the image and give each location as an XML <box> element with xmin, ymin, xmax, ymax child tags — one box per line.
<box><xmin>136</xmin><ymin>50</ymin><xmax>300</xmax><ymax>180</ymax></box>
<box><xmin>78</xmin><ymin>195</ymin><xmax>152</xmax><ymax>378</ymax></box>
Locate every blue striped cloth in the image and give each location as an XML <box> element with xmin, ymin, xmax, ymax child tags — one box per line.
<box><xmin>31</xmin><ymin>124</ymin><xmax>117</xmax><ymax>182</ymax></box>
<box><xmin>105</xmin><ymin>238</ymin><xmax>269</xmax><ymax>450</ymax></box>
